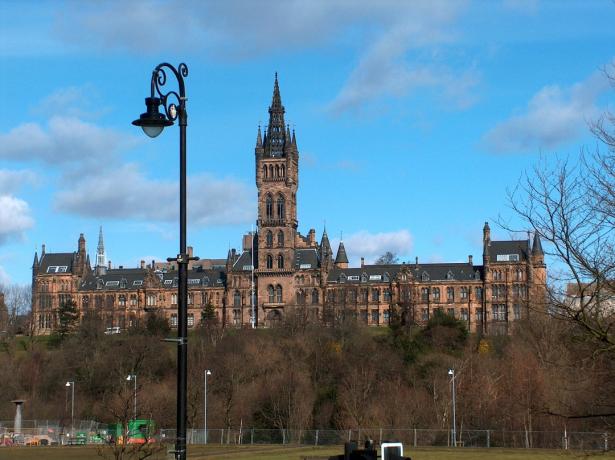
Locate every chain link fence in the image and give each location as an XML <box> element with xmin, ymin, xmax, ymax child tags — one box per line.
<box><xmin>158</xmin><ymin>428</ymin><xmax>612</xmax><ymax>451</ymax></box>
<box><xmin>0</xmin><ymin>419</ymin><xmax>108</xmax><ymax>446</ymax></box>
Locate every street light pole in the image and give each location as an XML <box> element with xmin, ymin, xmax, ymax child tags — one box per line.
<box><xmin>204</xmin><ymin>370</ymin><xmax>212</xmax><ymax>444</ymax></box>
<box><xmin>65</xmin><ymin>381</ymin><xmax>74</xmax><ymax>437</ymax></box>
<box><xmin>448</xmin><ymin>369</ymin><xmax>457</xmax><ymax>447</ymax></box>
<box><xmin>127</xmin><ymin>374</ymin><xmax>137</xmax><ymax>420</ymax></box>
<box><xmin>133</xmin><ymin>62</ymin><xmax>197</xmax><ymax>460</ymax></box>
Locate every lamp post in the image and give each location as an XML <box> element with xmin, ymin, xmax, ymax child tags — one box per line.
<box><xmin>65</xmin><ymin>381</ymin><xmax>74</xmax><ymax>437</ymax></box>
<box><xmin>204</xmin><ymin>370</ymin><xmax>212</xmax><ymax>444</ymax></box>
<box><xmin>133</xmin><ymin>62</ymin><xmax>197</xmax><ymax>460</ymax></box>
<box><xmin>126</xmin><ymin>374</ymin><xmax>137</xmax><ymax>420</ymax></box>
<box><xmin>448</xmin><ymin>369</ymin><xmax>457</xmax><ymax>447</ymax></box>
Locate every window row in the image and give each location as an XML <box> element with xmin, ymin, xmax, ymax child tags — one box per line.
<box><xmin>262</xmin><ymin>163</ymin><xmax>286</xmax><ymax>179</ymax></box>
<box><xmin>265</xmin><ymin>230</ymin><xmax>285</xmax><ymax>248</ymax></box>
<box><xmin>265</xmin><ymin>254</ymin><xmax>285</xmax><ymax>269</ymax></box>
<box><xmin>265</xmin><ymin>194</ymin><xmax>286</xmax><ymax>219</ymax></box>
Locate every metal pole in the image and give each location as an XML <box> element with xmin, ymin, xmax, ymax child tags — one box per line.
<box><xmin>134</xmin><ymin>375</ymin><xmax>137</xmax><ymax>420</ymax></box>
<box><xmin>449</xmin><ymin>369</ymin><xmax>456</xmax><ymax>447</ymax></box>
<box><xmin>177</xmin><ymin>100</ymin><xmax>188</xmax><ymax>460</ymax></box>
<box><xmin>71</xmin><ymin>383</ymin><xmax>74</xmax><ymax>436</ymax></box>
<box><xmin>204</xmin><ymin>370</ymin><xmax>209</xmax><ymax>444</ymax></box>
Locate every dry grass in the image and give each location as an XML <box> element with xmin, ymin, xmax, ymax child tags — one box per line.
<box><xmin>1</xmin><ymin>444</ymin><xmax>614</xmax><ymax>460</ymax></box>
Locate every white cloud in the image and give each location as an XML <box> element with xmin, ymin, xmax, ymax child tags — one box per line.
<box><xmin>32</xmin><ymin>85</ymin><xmax>109</xmax><ymax>120</ymax></box>
<box><xmin>0</xmin><ymin>169</ymin><xmax>38</xmax><ymax>194</ymax></box>
<box><xmin>0</xmin><ymin>116</ymin><xmax>138</xmax><ymax>167</ymax></box>
<box><xmin>483</xmin><ymin>71</ymin><xmax>610</xmax><ymax>153</ymax></box>
<box><xmin>0</xmin><ymin>265</ymin><xmax>10</xmax><ymax>285</ymax></box>
<box><xmin>53</xmin><ymin>164</ymin><xmax>255</xmax><ymax>226</ymax></box>
<box><xmin>0</xmin><ymin>195</ymin><xmax>34</xmax><ymax>244</ymax></box>
<box><xmin>332</xmin><ymin>229</ymin><xmax>413</xmax><ymax>266</ymax></box>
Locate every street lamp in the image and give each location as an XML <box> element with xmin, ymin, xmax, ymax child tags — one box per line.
<box><xmin>204</xmin><ymin>370</ymin><xmax>212</xmax><ymax>444</ymax></box>
<box><xmin>133</xmin><ymin>62</ymin><xmax>196</xmax><ymax>460</ymax></box>
<box><xmin>448</xmin><ymin>369</ymin><xmax>457</xmax><ymax>447</ymax></box>
<box><xmin>65</xmin><ymin>381</ymin><xmax>74</xmax><ymax>438</ymax></box>
<box><xmin>126</xmin><ymin>374</ymin><xmax>137</xmax><ymax>420</ymax></box>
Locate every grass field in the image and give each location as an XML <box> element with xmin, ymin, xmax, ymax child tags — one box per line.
<box><xmin>1</xmin><ymin>444</ymin><xmax>614</xmax><ymax>460</ymax></box>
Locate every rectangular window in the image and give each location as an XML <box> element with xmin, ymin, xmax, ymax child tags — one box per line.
<box><xmin>421</xmin><ymin>288</ymin><xmax>429</xmax><ymax>302</ymax></box>
<box><xmin>361</xmin><ymin>310</ymin><xmax>368</xmax><ymax>322</ymax></box>
<box><xmin>133</xmin><ymin>280</ymin><xmax>143</xmax><ymax>286</ymax></box>
<box><xmin>118</xmin><ymin>296</ymin><xmax>126</xmax><ymax>307</ymax></box>
<box><xmin>130</xmin><ymin>295</ymin><xmax>137</xmax><ymax>306</ymax></box>
<box><xmin>475</xmin><ymin>287</ymin><xmax>483</xmax><ymax>300</ymax></box>
<box><xmin>421</xmin><ymin>308</ymin><xmax>429</xmax><ymax>321</ymax></box>
<box><xmin>347</xmin><ymin>275</ymin><xmax>360</xmax><ymax>281</ymax></box>
<box><xmin>188</xmin><ymin>313</ymin><xmax>195</xmax><ymax>327</ymax></box>
<box><xmin>371</xmin><ymin>310</ymin><xmax>379</xmax><ymax>324</ymax></box>
<box><xmin>170</xmin><ymin>314</ymin><xmax>178</xmax><ymax>327</ymax></box>
<box><xmin>513</xmin><ymin>304</ymin><xmax>521</xmax><ymax>320</ymax></box>
<box><xmin>383</xmin><ymin>310</ymin><xmax>390</xmax><ymax>322</ymax></box>
<box><xmin>369</xmin><ymin>275</ymin><xmax>382</xmax><ymax>281</ymax></box>
<box><xmin>384</xmin><ymin>289</ymin><xmax>391</xmax><ymax>301</ymax></box>
<box><xmin>147</xmin><ymin>294</ymin><xmax>156</xmax><ymax>307</ymax></box>
<box><xmin>171</xmin><ymin>293</ymin><xmax>177</xmax><ymax>306</ymax></box>
<box><xmin>348</xmin><ymin>290</ymin><xmax>356</xmax><ymax>303</ymax></box>
<box><xmin>372</xmin><ymin>289</ymin><xmax>380</xmax><ymax>302</ymax></box>
<box><xmin>461</xmin><ymin>308</ymin><xmax>469</xmax><ymax>321</ymax></box>
<box><xmin>188</xmin><ymin>279</ymin><xmax>200</xmax><ymax>285</ymax></box>
<box><xmin>476</xmin><ymin>308</ymin><xmax>483</xmax><ymax>322</ymax></box>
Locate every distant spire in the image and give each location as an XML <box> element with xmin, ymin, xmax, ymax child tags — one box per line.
<box><xmin>96</xmin><ymin>226</ymin><xmax>107</xmax><ymax>274</ymax></box>
<box><xmin>335</xmin><ymin>241</ymin><xmax>349</xmax><ymax>265</ymax></box>
<box><xmin>256</xmin><ymin>125</ymin><xmax>263</xmax><ymax>148</ymax></box>
<box><xmin>532</xmin><ymin>231</ymin><xmax>544</xmax><ymax>256</ymax></box>
<box><xmin>32</xmin><ymin>251</ymin><xmax>39</xmax><ymax>269</ymax></box>
<box><xmin>292</xmin><ymin>128</ymin><xmax>297</xmax><ymax>148</ymax></box>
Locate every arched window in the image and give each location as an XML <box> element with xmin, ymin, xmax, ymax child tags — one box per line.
<box><xmin>275</xmin><ymin>164</ymin><xmax>280</xmax><ymax>177</ymax></box>
<box><xmin>234</xmin><ymin>290</ymin><xmax>241</xmax><ymax>307</ymax></box>
<box><xmin>263</xmin><ymin>165</ymin><xmax>268</xmax><ymax>178</ymax></box>
<box><xmin>269</xmin><ymin>165</ymin><xmax>273</xmax><ymax>178</ymax></box>
<box><xmin>276</xmin><ymin>194</ymin><xmax>285</xmax><ymax>219</ymax></box>
<box><xmin>266</xmin><ymin>231</ymin><xmax>273</xmax><ymax>248</ymax></box>
<box><xmin>277</xmin><ymin>254</ymin><xmax>284</xmax><ymax>269</ymax></box>
<box><xmin>447</xmin><ymin>287</ymin><xmax>454</xmax><ymax>302</ymax></box>
<box><xmin>266</xmin><ymin>254</ymin><xmax>273</xmax><ymax>269</ymax></box>
<box><xmin>432</xmin><ymin>288</ymin><xmax>440</xmax><ymax>301</ymax></box>
<box><xmin>277</xmin><ymin>231</ymin><xmax>284</xmax><ymax>247</ymax></box>
<box><xmin>276</xmin><ymin>285</ymin><xmax>283</xmax><ymax>303</ymax></box>
<box><xmin>296</xmin><ymin>290</ymin><xmax>306</xmax><ymax>305</ymax></box>
<box><xmin>266</xmin><ymin>194</ymin><xmax>273</xmax><ymax>218</ymax></box>
<box><xmin>281</xmin><ymin>164</ymin><xmax>285</xmax><ymax>177</ymax></box>
<box><xmin>312</xmin><ymin>289</ymin><xmax>319</xmax><ymax>304</ymax></box>
<box><xmin>268</xmin><ymin>285</ymin><xmax>275</xmax><ymax>303</ymax></box>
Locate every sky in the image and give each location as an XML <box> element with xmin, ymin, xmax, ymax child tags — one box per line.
<box><xmin>0</xmin><ymin>0</ymin><xmax>614</xmax><ymax>285</ymax></box>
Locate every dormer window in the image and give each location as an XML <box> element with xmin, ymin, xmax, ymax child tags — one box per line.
<box><xmin>96</xmin><ymin>279</ymin><xmax>104</xmax><ymax>290</ymax></box>
<box><xmin>446</xmin><ymin>271</ymin><xmax>454</xmax><ymax>280</ymax></box>
<box><xmin>120</xmin><ymin>278</ymin><xmax>127</xmax><ymax>288</ymax></box>
<box><xmin>421</xmin><ymin>272</ymin><xmax>430</xmax><ymax>281</ymax></box>
<box><xmin>361</xmin><ymin>273</ymin><xmax>367</xmax><ymax>283</ymax></box>
<box><xmin>383</xmin><ymin>272</ymin><xmax>390</xmax><ymax>282</ymax></box>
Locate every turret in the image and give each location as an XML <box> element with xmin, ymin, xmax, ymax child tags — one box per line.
<box><xmin>482</xmin><ymin>221</ymin><xmax>491</xmax><ymax>267</ymax></box>
<box><xmin>334</xmin><ymin>241</ymin><xmax>349</xmax><ymax>269</ymax></box>
<box><xmin>96</xmin><ymin>226</ymin><xmax>107</xmax><ymax>276</ymax></box>
<box><xmin>532</xmin><ymin>231</ymin><xmax>544</xmax><ymax>265</ymax></box>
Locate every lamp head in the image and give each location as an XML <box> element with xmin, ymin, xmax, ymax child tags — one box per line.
<box><xmin>206</xmin><ymin>370</ymin><xmax>212</xmax><ymax>376</ymax></box>
<box><xmin>132</xmin><ymin>97</ymin><xmax>173</xmax><ymax>138</ymax></box>
<box><xmin>65</xmin><ymin>381</ymin><xmax>71</xmax><ymax>387</ymax></box>
<box><xmin>448</xmin><ymin>369</ymin><xmax>454</xmax><ymax>376</ymax></box>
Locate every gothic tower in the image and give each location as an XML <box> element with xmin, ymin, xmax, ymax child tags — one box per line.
<box><xmin>96</xmin><ymin>226</ymin><xmax>107</xmax><ymax>276</ymax></box>
<box><xmin>254</xmin><ymin>74</ymin><xmax>299</xmax><ymax>305</ymax></box>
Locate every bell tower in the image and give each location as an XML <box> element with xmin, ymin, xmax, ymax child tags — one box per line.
<box><xmin>255</xmin><ymin>74</ymin><xmax>299</xmax><ymax>288</ymax></box>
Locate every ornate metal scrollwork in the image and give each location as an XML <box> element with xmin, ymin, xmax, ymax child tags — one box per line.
<box><xmin>150</xmin><ymin>62</ymin><xmax>188</xmax><ymax>121</ymax></box>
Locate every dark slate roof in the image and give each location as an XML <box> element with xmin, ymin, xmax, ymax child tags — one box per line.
<box><xmin>489</xmin><ymin>240</ymin><xmax>530</xmax><ymax>263</ymax></box>
<box><xmin>232</xmin><ymin>250</ymin><xmax>254</xmax><ymax>271</ymax></box>
<box><xmin>295</xmin><ymin>249</ymin><xmax>319</xmax><ymax>270</ymax></box>
<box><xmin>327</xmin><ymin>262</ymin><xmax>482</xmax><ymax>284</ymax></box>
<box><xmin>78</xmin><ymin>268</ymin><xmax>226</xmax><ymax>291</ymax></box>
<box><xmin>39</xmin><ymin>253</ymin><xmax>75</xmax><ymax>274</ymax></box>
<box><xmin>532</xmin><ymin>233</ymin><xmax>544</xmax><ymax>256</ymax></box>
<box><xmin>335</xmin><ymin>242</ymin><xmax>349</xmax><ymax>264</ymax></box>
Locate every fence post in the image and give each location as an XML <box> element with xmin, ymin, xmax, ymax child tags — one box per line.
<box><xmin>221</xmin><ymin>429</ymin><xmax>223</xmax><ymax>444</ymax></box>
<box><xmin>283</xmin><ymin>429</ymin><xmax>286</xmax><ymax>445</ymax></box>
<box><xmin>379</xmin><ymin>428</ymin><xmax>382</xmax><ymax>444</ymax></box>
<box><xmin>251</xmin><ymin>428</ymin><xmax>254</xmax><ymax>445</ymax></box>
<box><xmin>348</xmin><ymin>430</ymin><xmax>351</xmax><ymax>442</ymax></box>
<box><xmin>315</xmin><ymin>429</ymin><xmax>319</xmax><ymax>446</ymax></box>
<box><xmin>605</xmin><ymin>433</ymin><xmax>608</xmax><ymax>451</ymax></box>
<box><xmin>486</xmin><ymin>430</ymin><xmax>490</xmax><ymax>448</ymax></box>
<box><xmin>413</xmin><ymin>428</ymin><xmax>417</xmax><ymax>448</ymax></box>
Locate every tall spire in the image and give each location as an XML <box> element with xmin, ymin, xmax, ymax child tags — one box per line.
<box><xmin>256</xmin><ymin>125</ymin><xmax>263</xmax><ymax>148</ymax></box>
<box><xmin>96</xmin><ymin>226</ymin><xmax>107</xmax><ymax>275</ymax></box>
<box><xmin>532</xmin><ymin>231</ymin><xmax>544</xmax><ymax>256</ymax></box>
<box><xmin>264</xmin><ymin>72</ymin><xmax>288</xmax><ymax>158</ymax></box>
<box><xmin>335</xmin><ymin>241</ymin><xmax>349</xmax><ymax>268</ymax></box>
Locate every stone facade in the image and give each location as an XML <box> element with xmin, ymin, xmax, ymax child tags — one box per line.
<box><xmin>30</xmin><ymin>75</ymin><xmax>547</xmax><ymax>335</ymax></box>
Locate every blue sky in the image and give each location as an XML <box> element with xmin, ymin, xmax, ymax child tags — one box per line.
<box><xmin>0</xmin><ymin>0</ymin><xmax>613</xmax><ymax>285</ymax></box>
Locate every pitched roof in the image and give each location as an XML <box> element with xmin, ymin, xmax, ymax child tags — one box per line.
<box><xmin>327</xmin><ymin>262</ymin><xmax>481</xmax><ymax>284</ymax></box>
<box><xmin>489</xmin><ymin>240</ymin><xmax>530</xmax><ymax>262</ymax></box>
<box><xmin>295</xmin><ymin>249</ymin><xmax>319</xmax><ymax>269</ymax></box>
<box><xmin>39</xmin><ymin>253</ymin><xmax>75</xmax><ymax>274</ymax></box>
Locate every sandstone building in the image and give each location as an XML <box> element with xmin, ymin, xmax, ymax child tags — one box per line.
<box><xmin>31</xmin><ymin>76</ymin><xmax>546</xmax><ymax>335</ymax></box>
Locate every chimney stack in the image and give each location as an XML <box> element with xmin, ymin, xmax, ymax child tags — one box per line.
<box><xmin>361</xmin><ymin>257</ymin><xmax>365</xmax><ymax>267</ymax></box>
<box><xmin>468</xmin><ymin>255</ymin><xmax>473</xmax><ymax>265</ymax></box>
<box><xmin>140</xmin><ymin>260</ymin><xmax>145</xmax><ymax>269</ymax></box>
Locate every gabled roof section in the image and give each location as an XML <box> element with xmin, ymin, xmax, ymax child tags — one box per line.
<box><xmin>39</xmin><ymin>253</ymin><xmax>75</xmax><ymax>274</ymax></box>
<box><xmin>335</xmin><ymin>242</ymin><xmax>349</xmax><ymax>264</ymax></box>
<box><xmin>232</xmin><ymin>250</ymin><xmax>254</xmax><ymax>271</ymax></box>
<box><xmin>327</xmin><ymin>262</ymin><xmax>481</xmax><ymax>284</ymax></box>
<box><xmin>489</xmin><ymin>240</ymin><xmax>530</xmax><ymax>262</ymax></box>
<box><xmin>295</xmin><ymin>249</ymin><xmax>319</xmax><ymax>269</ymax></box>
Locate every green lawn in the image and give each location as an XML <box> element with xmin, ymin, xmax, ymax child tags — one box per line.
<box><xmin>1</xmin><ymin>444</ymin><xmax>614</xmax><ymax>460</ymax></box>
